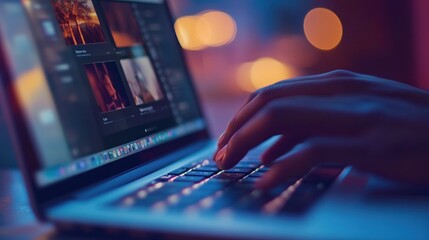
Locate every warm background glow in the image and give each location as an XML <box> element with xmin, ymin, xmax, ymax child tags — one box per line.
<box><xmin>197</xmin><ymin>11</ymin><xmax>237</xmax><ymax>47</ymax></box>
<box><xmin>174</xmin><ymin>16</ymin><xmax>206</xmax><ymax>51</ymax></box>
<box><xmin>236</xmin><ymin>58</ymin><xmax>296</xmax><ymax>92</ymax></box>
<box><xmin>174</xmin><ymin>10</ymin><xmax>236</xmax><ymax>51</ymax></box>
<box><xmin>167</xmin><ymin>0</ymin><xmax>416</xmax><ymax>136</ymax></box>
<box><xmin>0</xmin><ymin>0</ymin><xmax>424</xmax><ymax>169</ymax></box>
<box><xmin>304</xmin><ymin>8</ymin><xmax>343</xmax><ymax>51</ymax></box>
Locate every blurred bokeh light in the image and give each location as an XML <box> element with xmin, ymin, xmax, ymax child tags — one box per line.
<box><xmin>303</xmin><ymin>8</ymin><xmax>343</xmax><ymax>51</ymax></box>
<box><xmin>250</xmin><ymin>58</ymin><xmax>295</xmax><ymax>89</ymax></box>
<box><xmin>236</xmin><ymin>57</ymin><xmax>296</xmax><ymax>92</ymax></box>
<box><xmin>197</xmin><ymin>11</ymin><xmax>237</xmax><ymax>47</ymax></box>
<box><xmin>174</xmin><ymin>10</ymin><xmax>236</xmax><ymax>51</ymax></box>
<box><xmin>168</xmin><ymin>0</ymin><xmax>419</xmax><ymax>136</ymax></box>
<box><xmin>174</xmin><ymin>15</ymin><xmax>206</xmax><ymax>50</ymax></box>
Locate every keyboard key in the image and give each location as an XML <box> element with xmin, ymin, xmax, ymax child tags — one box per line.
<box><xmin>135</xmin><ymin>195</ymin><xmax>167</xmax><ymax>207</ymax></box>
<box><xmin>240</xmin><ymin>156</ymin><xmax>261</xmax><ymax>163</ymax></box>
<box><xmin>169</xmin><ymin>168</ymin><xmax>189</xmax><ymax>175</ymax></box>
<box><xmin>224</xmin><ymin>183</ymin><xmax>256</xmax><ymax>197</ymax></box>
<box><xmin>235</xmin><ymin>162</ymin><xmax>260</xmax><ymax>168</ymax></box>
<box><xmin>194</xmin><ymin>166</ymin><xmax>220</xmax><ymax>172</ymax></box>
<box><xmin>247</xmin><ymin>171</ymin><xmax>265</xmax><ymax>178</ymax></box>
<box><xmin>224</xmin><ymin>167</ymin><xmax>254</xmax><ymax>174</ymax></box>
<box><xmin>184</xmin><ymin>160</ymin><xmax>205</xmax><ymax>168</ymax></box>
<box><xmin>168</xmin><ymin>195</ymin><xmax>205</xmax><ymax>209</ymax></box>
<box><xmin>174</xmin><ymin>175</ymin><xmax>206</xmax><ymax>182</ymax></box>
<box><xmin>150</xmin><ymin>182</ymin><xmax>193</xmax><ymax>195</ymax></box>
<box><xmin>201</xmin><ymin>184</ymin><xmax>255</xmax><ymax>212</ymax></box>
<box><xmin>277</xmin><ymin>168</ymin><xmax>341</xmax><ymax>214</ymax></box>
<box><xmin>215</xmin><ymin>172</ymin><xmax>246</xmax><ymax>180</ymax></box>
<box><xmin>279</xmin><ymin>183</ymin><xmax>325</xmax><ymax>214</ymax></box>
<box><xmin>121</xmin><ymin>182</ymin><xmax>195</xmax><ymax>207</ymax></box>
<box><xmin>233</xmin><ymin>191</ymin><xmax>274</xmax><ymax>212</ymax></box>
<box><xmin>198</xmin><ymin>181</ymin><xmax>230</xmax><ymax>191</ymax></box>
<box><xmin>185</xmin><ymin>171</ymin><xmax>215</xmax><ymax>177</ymax></box>
<box><xmin>164</xmin><ymin>181</ymin><xmax>195</xmax><ymax>188</ymax></box>
<box><xmin>302</xmin><ymin>167</ymin><xmax>343</xmax><ymax>183</ymax></box>
<box><xmin>113</xmin><ymin>158</ymin><xmax>339</xmax><ymax>216</ymax></box>
<box><xmin>232</xmin><ymin>185</ymin><xmax>291</xmax><ymax>212</ymax></box>
<box><xmin>158</xmin><ymin>174</ymin><xmax>175</xmax><ymax>182</ymax></box>
<box><xmin>204</xmin><ymin>162</ymin><xmax>221</xmax><ymax>167</ymax></box>
<box><xmin>206</xmin><ymin>178</ymin><xmax>235</xmax><ymax>184</ymax></box>
<box><xmin>240</xmin><ymin>177</ymin><xmax>260</xmax><ymax>184</ymax></box>
<box><xmin>169</xmin><ymin>187</ymin><xmax>221</xmax><ymax>210</ymax></box>
<box><xmin>258</xmin><ymin>167</ymin><xmax>270</xmax><ymax>173</ymax></box>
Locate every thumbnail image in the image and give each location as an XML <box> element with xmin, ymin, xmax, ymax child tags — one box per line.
<box><xmin>84</xmin><ymin>62</ymin><xmax>131</xmax><ymax>113</ymax></box>
<box><xmin>101</xmin><ymin>1</ymin><xmax>144</xmax><ymax>47</ymax></box>
<box><xmin>51</xmin><ymin>0</ymin><xmax>105</xmax><ymax>46</ymax></box>
<box><xmin>120</xmin><ymin>56</ymin><xmax>164</xmax><ymax>106</ymax></box>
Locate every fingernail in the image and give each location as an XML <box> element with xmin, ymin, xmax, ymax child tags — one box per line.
<box><xmin>217</xmin><ymin>131</ymin><xmax>226</xmax><ymax>147</ymax></box>
<box><xmin>215</xmin><ymin>145</ymin><xmax>227</xmax><ymax>163</ymax></box>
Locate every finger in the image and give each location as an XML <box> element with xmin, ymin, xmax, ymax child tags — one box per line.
<box><xmin>218</xmin><ymin>71</ymin><xmax>351</xmax><ymax>146</ymax></box>
<box><xmin>255</xmin><ymin>137</ymin><xmax>364</xmax><ymax>189</ymax></box>
<box><xmin>220</xmin><ymin>74</ymin><xmax>315</xmax><ymax>138</ymax></box>
<box><xmin>216</xmin><ymin>96</ymin><xmax>370</xmax><ymax>169</ymax></box>
<box><xmin>217</xmin><ymin>70</ymin><xmax>365</xmax><ymax>148</ymax></box>
<box><xmin>261</xmin><ymin>135</ymin><xmax>303</xmax><ymax>165</ymax></box>
<box><xmin>216</xmin><ymin>107</ymin><xmax>279</xmax><ymax>169</ymax></box>
<box><xmin>244</xmin><ymin>70</ymin><xmax>354</xmax><ymax>107</ymax></box>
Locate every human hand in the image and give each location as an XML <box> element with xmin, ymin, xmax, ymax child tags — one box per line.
<box><xmin>214</xmin><ymin>70</ymin><xmax>429</xmax><ymax>188</ymax></box>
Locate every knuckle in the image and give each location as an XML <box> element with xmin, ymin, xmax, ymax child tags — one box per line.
<box><xmin>229</xmin><ymin>131</ymin><xmax>242</xmax><ymax>148</ymax></box>
<box><xmin>224</xmin><ymin>120</ymin><xmax>237</xmax><ymax>138</ymax></box>
<box><xmin>247</xmin><ymin>91</ymin><xmax>260</xmax><ymax>102</ymax></box>
<box><xmin>258</xmin><ymin>87</ymin><xmax>277</xmax><ymax>102</ymax></box>
<box><xmin>329</xmin><ymin>69</ymin><xmax>356</xmax><ymax>77</ymax></box>
<box><xmin>325</xmin><ymin>70</ymin><xmax>368</xmax><ymax>91</ymax></box>
<box><xmin>228</xmin><ymin>116</ymin><xmax>239</xmax><ymax>129</ymax></box>
<box><xmin>225</xmin><ymin>117</ymin><xmax>241</xmax><ymax>138</ymax></box>
<box><xmin>257</xmin><ymin>90</ymin><xmax>271</xmax><ymax>102</ymax></box>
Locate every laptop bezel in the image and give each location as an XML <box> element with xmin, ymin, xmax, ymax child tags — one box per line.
<box><xmin>0</xmin><ymin>0</ymin><xmax>212</xmax><ymax>219</ymax></box>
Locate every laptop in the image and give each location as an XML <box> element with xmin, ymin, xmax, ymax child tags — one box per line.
<box><xmin>0</xmin><ymin>0</ymin><xmax>428</xmax><ymax>239</ymax></box>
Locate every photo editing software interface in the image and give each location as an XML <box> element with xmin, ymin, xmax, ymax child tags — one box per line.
<box><xmin>0</xmin><ymin>0</ymin><xmax>205</xmax><ymax>186</ymax></box>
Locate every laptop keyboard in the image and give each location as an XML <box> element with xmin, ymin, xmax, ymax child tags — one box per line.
<box><xmin>113</xmin><ymin>148</ymin><xmax>343</xmax><ymax>216</ymax></box>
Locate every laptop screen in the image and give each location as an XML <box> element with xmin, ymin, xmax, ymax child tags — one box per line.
<box><xmin>0</xmin><ymin>0</ymin><xmax>206</xmax><ymax>186</ymax></box>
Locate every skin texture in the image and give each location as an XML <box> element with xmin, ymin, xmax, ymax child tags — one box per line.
<box><xmin>214</xmin><ymin>70</ymin><xmax>429</xmax><ymax>189</ymax></box>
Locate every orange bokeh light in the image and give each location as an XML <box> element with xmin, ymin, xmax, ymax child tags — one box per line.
<box><xmin>197</xmin><ymin>10</ymin><xmax>237</xmax><ymax>47</ymax></box>
<box><xmin>236</xmin><ymin>57</ymin><xmax>296</xmax><ymax>92</ymax></box>
<box><xmin>174</xmin><ymin>10</ymin><xmax>237</xmax><ymax>51</ymax></box>
<box><xmin>304</xmin><ymin>8</ymin><xmax>343</xmax><ymax>51</ymax></box>
<box><xmin>236</xmin><ymin>62</ymin><xmax>255</xmax><ymax>92</ymax></box>
<box><xmin>174</xmin><ymin>16</ymin><xmax>207</xmax><ymax>51</ymax></box>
